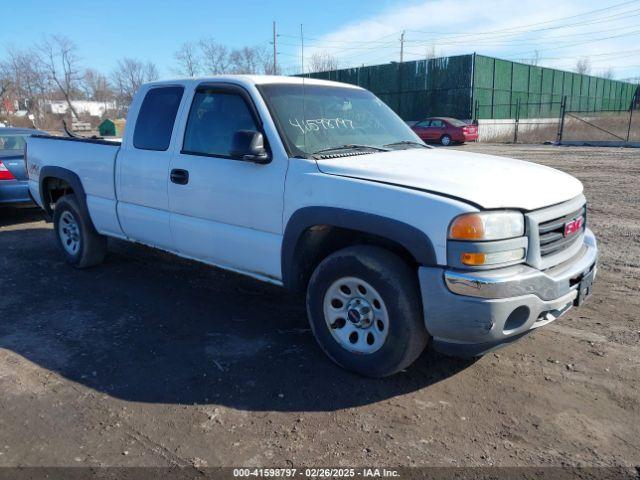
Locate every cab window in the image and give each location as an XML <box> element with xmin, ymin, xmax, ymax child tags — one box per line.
<box><xmin>182</xmin><ymin>90</ymin><xmax>259</xmax><ymax>157</ymax></box>
<box><xmin>133</xmin><ymin>86</ymin><xmax>184</xmax><ymax>151</ymax></box>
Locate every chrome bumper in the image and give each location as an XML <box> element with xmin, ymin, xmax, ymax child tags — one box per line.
<box><xmin>418</xmin><ymin>228</ymin><xmax>597</xmax><ymax>358</ymax></box>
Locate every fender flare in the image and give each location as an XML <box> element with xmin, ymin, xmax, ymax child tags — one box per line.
<box><xmin>281</xmin><ymin>206</ymin><xmax>438</xmax><ymax>291</ymax></box>
<box><xmin>39</xmin><ymin>166</ymin><xmax>92</xmax><ymax>226</ymax></box>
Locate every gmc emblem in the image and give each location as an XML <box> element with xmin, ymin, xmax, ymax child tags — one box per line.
<box><xmin>564</xmin><ymin>216</ymin><xmax>584</xmax><ymax>237</ymax></box>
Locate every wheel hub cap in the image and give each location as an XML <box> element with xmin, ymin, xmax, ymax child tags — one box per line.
<box><xmin>346</xmin><ymin>298</ymin><xmax>373</xmax><ymax>328</ymax></box>
<box><xmin>323</xmin><ymin>277</ymin><xmax>389</xmax><ymax>354</ymax></box>
<box><xmin>58</xmin><ymin>210</ymin><xmax>81</xmax><ymax>255</ymax></box>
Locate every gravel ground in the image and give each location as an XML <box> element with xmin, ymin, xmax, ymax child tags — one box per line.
<box><xmin>0</xmin><ymin>144</ymin><xmax>638</xmax><ymax>470</ymax></box>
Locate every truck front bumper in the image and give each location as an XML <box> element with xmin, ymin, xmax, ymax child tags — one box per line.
<box><xmin>419</xmin><ymin>228</ymin><xmax>597</xmax><ymax>358</ymax></box>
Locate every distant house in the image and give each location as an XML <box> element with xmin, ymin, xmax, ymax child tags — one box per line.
<box><xmin>2</xmin><ymin>97</ymin><xmax>16</xmax><ymax>114</ymax></box>
<box><xmin>44</xmin><ymin>100</ymin><xmax>117</xmax><ymax>117</ymax></box>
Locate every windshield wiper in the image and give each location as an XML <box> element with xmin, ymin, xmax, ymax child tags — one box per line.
<box><xmin>312</xmin><ymin>144</ymin><xmax>390</xmax><ymax>156</ymax></box>
<box><xmin>383</xmin><ymin>140</ymin><xmax>430</xmax><ymax>149</ymax></box>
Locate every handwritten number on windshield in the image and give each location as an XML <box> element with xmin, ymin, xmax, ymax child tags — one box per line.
<box><xmin>289</xmin><ymin>117</ymin><xmax>355</xmax><ymax>135</ymax></box>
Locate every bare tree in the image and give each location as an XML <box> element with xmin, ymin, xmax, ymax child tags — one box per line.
<box><xmin>0</xmin><ymin>64</ymin><xmax>10</xmax><ymax>108</ymax></box>
<box><xmin>425</xmin><ymin>44</ymin><xmax>437</xmax><ymax>61</ymax></box>
<box><xmin>83</xmin><ymin>69</ymin><xmax>113</xmax><ymax>102</ymax></box>
<box><xmin>173</xmin><ymin>42</ymin><xmax>200</xmax><ymax>77</ymax></box>
<box><xmin>599</xmin><ymin>67</ymin><xmax>615</xmax><ymax>79</ymax></box>
<box><xmin>111</xmin><ymin>58</ymin><xmax>159</xmax><ymax>105</ymax></box>
<box><xmin>199</xmin><ymin>37</ymin><xmax>231</xmax><ymax>74</ymax></box>
<box><xmin>307</xmin><ymin>51</ymin><xmax>340</xmax><ymax>73</ymax></box>
<box><xmin>37</xmin><ymin>35</ymin><xmax>82</xmax><ymax>118</ymax></box>
<box><xmin>575</xmin><ymin>57</ymin><xmax>591</xmax><ymax>75</ymax></box>
<box><xmin>229</xmin><ymin>45</ymin><xmax>273</xmax><ymax>74</ymax></box>
<box><xmin>529</xmin><ymin>50</ymin><xmax>540</xmax><ymax>66</ymax></box>
<box><xmin>1</xmin><ymin>47</ymin><xmax>48</xmax><ymax>120</ymax></box>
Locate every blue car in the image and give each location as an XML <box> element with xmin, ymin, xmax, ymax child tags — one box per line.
<box><xmin>0</xmin><ymin>127</ymin><xmax>47</xmax><ymax>206</ymax></box>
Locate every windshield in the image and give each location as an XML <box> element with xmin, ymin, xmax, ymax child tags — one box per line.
<box><xmin>258</xmin><ymin>83</ymin><xmax>423</xmax><ymax>157</ymax></box>
<box><xmin>0</xmin><ymin>134</ymin><xmax>27</xmax><ymax>151</ymax></box>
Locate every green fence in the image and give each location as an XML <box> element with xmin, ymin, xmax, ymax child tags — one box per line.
<box><xmin>304</xmin><ymin>54</ymin><xmax>474</xmax><ymax>120</ymax></box>
<box><xmin>303</xmin><ymin>54</ymin><xmax>638</xmax><ymax>121</ymax></box>
<box><xmin>473</xmin><ymin>54</ymin><xmax>637</xmax><ymax>120</ymax></box>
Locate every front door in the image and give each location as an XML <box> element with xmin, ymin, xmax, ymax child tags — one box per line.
<box><xmin>412</xmin><ymin>120</ymin><xmax>431</xmax><ymax>141</ymax></box>
<box><xmin>427</xmin><ymin>119</ymin><xmax>446</xmax><ymax>141</ymax></box>
<box><xmin>168</xmin><ymin>83</ymin><xmax>287</xmax><ymax>280</ymax></box>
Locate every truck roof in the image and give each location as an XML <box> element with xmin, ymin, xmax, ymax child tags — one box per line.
<box><xmin>145</xmin><ymin>74</ymin><xmax>363</xmax><ymax>90</ymax></box>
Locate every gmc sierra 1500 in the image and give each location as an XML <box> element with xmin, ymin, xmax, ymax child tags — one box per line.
<box><xmin>26</xmin><ymin>76</ymin><xmax>597</xmax><ymax>377</ymax></box>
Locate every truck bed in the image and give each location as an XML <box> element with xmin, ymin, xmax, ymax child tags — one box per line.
<box><xmin>31</xmin><ymin>134</ymin><xmax>122</xmax><ymax>147</ymax></box>
<box><xmin>27</xmin><ymin>134</ymin><xmax>121</xmax><ymax>210</ymax></box>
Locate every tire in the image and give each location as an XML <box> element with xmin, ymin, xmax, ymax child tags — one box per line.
<box><xmin>306</xmin><ymin>245</ymin><xmax>429</xmax><ymax>377</ymax></box>
<box><xmin>53</xmin><ymin>194</ymin><xmax>107</xmax><ymax>268</ymax></box>
<box><xmin>440</xmin><ymin>134</ymin><xmax>452</xmax><ymax>146</ymax></box>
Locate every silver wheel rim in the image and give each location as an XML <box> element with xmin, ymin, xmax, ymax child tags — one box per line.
<box><xmin>58</xmin><ymin>210</ymin><xmax>81</xmax><ymax>255</ymax></box>
<box><xmin>442</xmin><ymin>135</ymin><xmax>451</xmax><ymax>146</ymax></box>
<box><xmin>323</xmin><ymin>277</ymin><xmax>389</xmax><ymax>354</ymax></box>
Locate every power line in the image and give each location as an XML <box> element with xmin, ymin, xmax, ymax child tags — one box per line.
<box><xmin>508</xmin><ymin>28</ymin><xmax>640</xmax><ymax>57</ymax></box>
<box><xmin>277</xmin><ymin>32</ymin><xmax>401</xmax><ymax>45</ymax></box>
<box><xmin>406</xmin><ymin>15</ymin><xmax>640</xmax><ymax>47</ymax></box>
<box><xmin>406</xmin><ymin>0</ymin><xmax>640</xmax><ymax>38</ymax></box>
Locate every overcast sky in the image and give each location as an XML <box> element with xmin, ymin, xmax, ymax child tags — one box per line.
<box><xmin>1</xmin><ymin>0</ymin><xmax>639</xmax><ymax>80</ymax></box>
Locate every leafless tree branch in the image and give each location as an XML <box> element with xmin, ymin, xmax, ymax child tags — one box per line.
<box><xmin>37</xmin><ymin>34</ymin><xmax>82</xmax><ymax>119</ymax></box>
<box><xmin>173</xmin><ymin>42</ymin><xmax>200</xmax><ymax>77</ymax></box>
<box><xmin>308</xmin><ymin>51</ymin><xmax>340</xmax><ymax>73</ymax></box>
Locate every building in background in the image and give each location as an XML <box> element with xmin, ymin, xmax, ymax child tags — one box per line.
<box><xmin>43</xmin><ymin>100</ymin><xmax>117</xmax><ymax>118</ymax></box>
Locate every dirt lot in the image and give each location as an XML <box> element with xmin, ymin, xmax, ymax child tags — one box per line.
<box><xmin>0</xmin><ymin>144</ymin><xmax>638</xmax><ymax>471</ymax></box>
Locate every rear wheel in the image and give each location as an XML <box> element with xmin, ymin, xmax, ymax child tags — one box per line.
<box><xmin>53</xmin><ymin>194</ymin><xmax>107</xmax><ymax>268</ymax></box>
<box><xmin>440</xmin><ymin>134</ymin><xmax>452</xmax><ymax>146</ymax></box>
<box><xmin>306</xmin><ymin>246</ymin><xmax>429</xmax><ymax>377</ymax></box>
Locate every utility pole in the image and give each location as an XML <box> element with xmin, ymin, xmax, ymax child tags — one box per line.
<box><xmin>272</xmin><ymin>21</ymin><xmax>277</xmax><ymax>75</ymax></box>
<box><xmin>400</xmin><ymin>30</ymin><xmax>405</xmax><ymax>63</ymax></box>
<box><xmin>300</xmin><ymin>24</ymin><xmax>304</xmax><ymax>74</ymax></box>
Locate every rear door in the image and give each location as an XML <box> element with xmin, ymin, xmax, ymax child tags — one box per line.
<box><xmin>167</xmin><ymin>83</ymin><xmax>287</xmax><ymax>280</ymax></box>
<box><xmin>115</xmin><ymin>85</ymin><xmax>186</xmax><ymax>250</ymax></box>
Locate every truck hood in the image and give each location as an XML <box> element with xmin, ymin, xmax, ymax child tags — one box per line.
<box><xmin>315</xmin><ymin>148</ymin><xmax>583</xmax><ymax>211</ymax></box>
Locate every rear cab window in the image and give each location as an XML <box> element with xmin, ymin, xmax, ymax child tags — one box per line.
<box><xmin>133</xmin><ymin>86</ymin><xmax>184</xmax><ymax>151</ymax></box>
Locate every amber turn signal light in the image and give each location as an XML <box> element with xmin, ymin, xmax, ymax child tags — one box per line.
<box><xmin>461</xmin><ymin>252</ymin><xmax>486</xmax><ymax>266</ymax></box>
<box><xmin>450</xmin><ymin>214</ymin><xmax>484</xmax><ymax>240</ymax></box>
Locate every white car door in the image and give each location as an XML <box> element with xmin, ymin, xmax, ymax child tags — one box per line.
<box><xmin>116</xmin><ymin>85</ymin><xmax>186</xmax><ymax>250</ymax></box>
<box><xmin>168</xmin><ymin>82</ymin><xmax>287</xmax><ymax>281</ymax></box>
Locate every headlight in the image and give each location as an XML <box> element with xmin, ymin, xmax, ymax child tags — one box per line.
<box><xmin>449</xmin><ymin>211</ymin><xmax>525</xmax><ymax>241</ymax></box>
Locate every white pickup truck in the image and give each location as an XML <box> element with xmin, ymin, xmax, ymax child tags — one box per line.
<box><xmin>26</xmin><ymin>76</ymin><xmax>597</xmax><ymax>377</ymax></box>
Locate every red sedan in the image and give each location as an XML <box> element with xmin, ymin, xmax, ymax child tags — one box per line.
<box><xmin>410</xmin><ymin>117</ymin><xmax>478</xmax><ymax>146</ymax></box>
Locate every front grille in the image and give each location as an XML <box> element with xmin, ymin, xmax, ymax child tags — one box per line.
<box><xmin>538</xmin><ymin>206</ymin><xmax>586</xmax><ymax>258</ymax></box>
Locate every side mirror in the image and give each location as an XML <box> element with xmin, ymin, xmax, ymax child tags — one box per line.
<box><xmin>230</xmin><ymin>130</ymin><xmax>270</xmax><ymax>164</ymax></box>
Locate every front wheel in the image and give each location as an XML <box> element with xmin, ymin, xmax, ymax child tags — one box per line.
<box><xmin>306</xmin><ymin>246</ymin><xmax>429</xmax><ymax>377</ymax></box>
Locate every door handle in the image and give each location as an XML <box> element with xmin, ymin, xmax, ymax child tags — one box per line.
<box><xmin>170</xmin><ymin>169</ymin><xmax>189</xmax><ymax>185</ymax></box>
